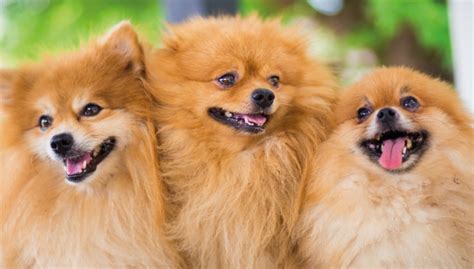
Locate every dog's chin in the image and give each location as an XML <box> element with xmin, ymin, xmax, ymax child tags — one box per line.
<box><xmin>359</xmin><ymin>129</ymin><xmax>429</xmax><ymax>173</ymax></box>
<box><xmin>207</xmin><ymin>107</ymin><xmax>271</xmax><ymax>135</ymax></box>
<box><xmin>60</xmin><ymin>137</ymin><xmax>116</xmax><ymax>184</ymax></box>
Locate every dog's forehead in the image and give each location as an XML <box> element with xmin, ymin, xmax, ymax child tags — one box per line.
<box><xmin>72</xmin><ymin>91</ymin><xmax>94</xmax><ymax>110</ymax></box>
<box><xmin>356</xmin><ymin>77</ymin><xmax>410</xmax><ymax>108</ymax></box>
<box><xmin>34</xmin><ymin>96</ymin><xmax>56</xmax><ymax>115</ymax></box>
<box><xmin>30</xmin><ymin>82</ymin><xmax>99</xmax><ymax>114</ymax></box>
<box><xmin>35</xmin><ymin>63</ymin><xmax>105</xmax><ymax>96</ymax></box>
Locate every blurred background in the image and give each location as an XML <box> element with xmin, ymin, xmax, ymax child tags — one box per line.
<box><xmin>0</xmin><ymin>0</ymin><xmax>472</xmax><ymax>109</ymax></box>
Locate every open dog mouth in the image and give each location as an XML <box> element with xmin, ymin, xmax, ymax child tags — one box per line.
<box><xmin>208</xmin><ymin>107</ymin><xmax>269</xmax><ymax>133</ymax></box>
<box><xmin>361</xmin><ymin>130</ymin><xmax>428</xmax><ymax>171</ymax></box>
<box><xmin>62</xmin><ymin>137</ymin><xmax>116</xmax><ymax>183</ymax></box>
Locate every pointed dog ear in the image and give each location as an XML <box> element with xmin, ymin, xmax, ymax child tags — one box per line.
<box><xmin>99</xmin><ymin>21</ymin><xmax>145</xmax><ymax>75</ymax></box>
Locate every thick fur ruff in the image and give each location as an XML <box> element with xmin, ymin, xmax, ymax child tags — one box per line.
<box><xmin>0</xmin><ymin>22</ymin><xmax>181</xmax><ymax>268</ymax></box>
<box><xmin>296</xmin><ymin>67</ymin><xmax>474</xmax><ymax>268</ymax></box>
<box><xmin>1</xmin><ymin>125</ymin><xmax>178</xmax><ymax>267</ymax></box>
<box><xmin>148</xmin><ymin>16</ymin><xmax>337</xmax><ymax>268</ymax></box>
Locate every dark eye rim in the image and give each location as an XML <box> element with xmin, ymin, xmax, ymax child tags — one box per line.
<box><xmin>268</xmin><ymin>75</ymin><xmax>280</xmax><ymax>88</ymax></box>
<box><xmin>81</xmin><ymin>103</ymin><xmax>103</xmax><ymax>117</ymax></box>
<box><xmin>215</xmin><ymin>72</ymin><xmax>238</xmax><ymax>88</ymax></box>
<box><xmin>356</xmin><ymin>107</ymin><xmax>373</xmax><ymax>122</ymax></box>
<box><xmin>400</xmin><ymin>96</ymin><xmax>420</xmax><ymax>111</ymax></box>
<box><xmin>38</xmin><ymin>115</ymin><xmax>53</xmax><ymax>130</ymax></box>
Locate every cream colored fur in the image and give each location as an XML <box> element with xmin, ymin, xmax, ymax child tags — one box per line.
<box><xmin>297</xmin><ymin>67</ymin><xmax>474</xmax><ymax>268</ymax></box>
<box><xmin>148</xmin><ymin>16</ymin><xmax>337</xmax><ymax>268</ymax></box>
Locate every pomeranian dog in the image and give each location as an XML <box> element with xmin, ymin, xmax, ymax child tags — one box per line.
<box><xmin>0</xmin><ymin>22</ymin><xmax>181</xmax><ymax>268</ymax></box>
<box><xmin>147</xmin><ymin>16</ymin><xmax>337</xmax><ymax>268</ymax></box>
<box><xmin>296</xmin><ymin>67</ymin><xmax>474</xmax><ymax>268</ymax></box>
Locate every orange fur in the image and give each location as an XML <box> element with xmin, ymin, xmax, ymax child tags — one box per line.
<box><xmin>0</xmin><ymin>22</ymin><xmax>181</xmax><ymax>268</ymax></box>
<box><xmin>147</xmin><ymin>16</ymin><xmax>337</xmax><ymax>268</ymax></box>
<box><xmin>296</xmin><ymin>67</ymin><xmax>474</xmax><ymax>268</ymax></box>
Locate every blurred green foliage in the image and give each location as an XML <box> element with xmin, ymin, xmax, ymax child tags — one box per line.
<box><xmin>348</xmin><ymin>0</ymin><xmax>452</xmax><ymax>68</ymax></box>
<box><xmin>1</xmin><ymin>0</ymin><xmax>452</xmax><ymax>72</ymax></box>
<box><xmin>0</xmin><ymin>0</ymin><xmax>163</xmax><ymax>64</ymax></box>
<box><xmin>241</xmin><ymin>0</ymin><xmax>452</xmax><ymax>70</ymax></box>
<box><xmin>240</xmin><ymin>0</ymin><xmax>312</xmax><ymax>21</ymax></box>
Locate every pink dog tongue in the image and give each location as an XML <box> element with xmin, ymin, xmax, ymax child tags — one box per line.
<box><xmin>378</xmin><ymin>137</ymin><xmax>406</xmax><ymax>170</ymax></box>
<box><xmin>242</xmin><ymin>114</ymin><xmax>267</xmax><ymax>126</ymax></box>
<box><xmin>66</xmin><ymin>153</ymin><xmax>92</xmax><ymax>175</ymax></box>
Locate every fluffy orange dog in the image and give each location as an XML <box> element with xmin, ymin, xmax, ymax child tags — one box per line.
<box><xmin>148</xmin><ymin>16</ymin><xmax>337</xmax><ymax>268</ymax></box>
<box><xmin>0</xmin><ymin>22</ymin><xmax>180</xmax><ymax>267</ymax></box>
<box><xmin>297</xmin><ymin>67</ymin><xmax>473</xmax><ymax>267</ymax></box>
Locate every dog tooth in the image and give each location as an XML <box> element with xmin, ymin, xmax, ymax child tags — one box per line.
<box><xmin>225</xmin><ymin>111</ymin><xmax>232</xmax><ymax>118</ymax></box>
<box><xmin>82</xmin><ymin>160</ymin><xmax>87</xmax><ymax>169</ymax></box>
<box><xmin>403</xmin><ymin>147</ymin><xmax>407</xmax><ymax>155</ymax></box>
<box><xmin>406</xmin><ymin>139</ymin><xmax>412</xmax><ymax>149</ymax></box>
<box><xmin>380</xmin><ymin>143</ymin><xmax>384</xmax><ymax>151</ymax></box>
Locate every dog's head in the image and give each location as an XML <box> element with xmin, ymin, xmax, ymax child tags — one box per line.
<box><xmin>336</xmin><ymin>67</ymin><xmax>472</xmax><ymax>172</ymax></box>
<box><xmin>149</xmin><ymin>15</ymin><xmax>336</xmax><ymax>144</ymax></box>
<box><xmin>0</xmin><ymin>22</ymin><xmax>153</xmax><ymax>185</ymax></box>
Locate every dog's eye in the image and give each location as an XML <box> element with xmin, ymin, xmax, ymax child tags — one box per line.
<box><xmin>81</xmin><ymin>103</ymin><xmax>102</xmax><ymax>117</ymax></box>
<box><xmin>216</xmin><ymin>73</ymin><xmax>237</xmax><ymax>88</ymax></box>
<box><xmin>38</xmin><ymin>115</ymin><xmax>53</xmax><ymax>131</ymax></box>
<box><xmin>268</xmin><ymin>75</ymin><xmax>280</xmax><ymax>88</ymax></box>
<box><xmin>357</xmin><ymin>107</ymin><xmax>372</xmax><ymax>121</ymax></box>
<box><xmin>401</xmin><ymin>96</ymin><xmax>419</xmax><ymax>112</ymax></box>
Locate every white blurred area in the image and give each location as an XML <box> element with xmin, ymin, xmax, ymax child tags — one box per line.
<box><xmin>449</xmin><ymin>0</ymin><xmax>474</xmax><ymax>113</ymax></box>
<box><xmin>307</xmin><ymin>0</ymin><xmax>343</xmax><ymax>15</ymax></box>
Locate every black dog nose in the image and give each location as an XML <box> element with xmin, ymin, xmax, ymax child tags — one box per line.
<box><xmin>377</xmin><ymin>107</ymin><xmax>398</xmax><ymax>122</ymax></box>
<box><xmin>50</xmin><ymin>133</ymin><xmax>74</xmax><ymax>155</ymax></box>
<box><xmin>251</xmin><ymin>89</ymin><xmax>275</xmax><ymax>109</ymax></box>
